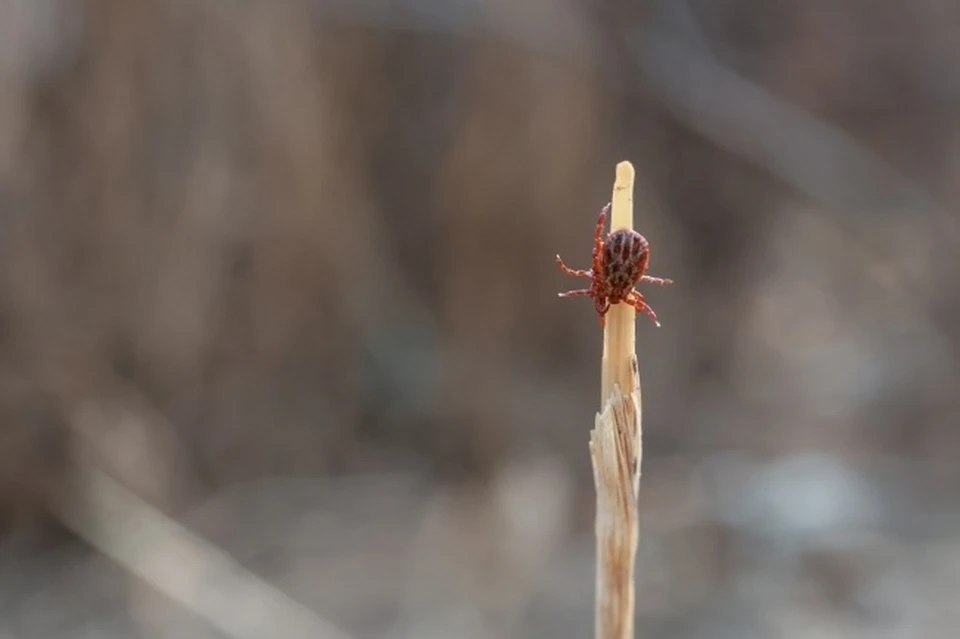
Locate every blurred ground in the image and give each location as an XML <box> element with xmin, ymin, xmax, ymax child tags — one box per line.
<box><xmin>2</xmin><ymin>0</ymin><xmax>960</xmax><ymax>637</ymax></box>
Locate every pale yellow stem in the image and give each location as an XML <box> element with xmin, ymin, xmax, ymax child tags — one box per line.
<box><xmin>591</xmin><ymin>161</ymin><xmax>643</xmax><ymax>639</ymax></box>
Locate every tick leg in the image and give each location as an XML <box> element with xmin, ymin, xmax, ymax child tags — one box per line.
<box><xmin>557</xmin><ymin>288</ymin><xmax>593</xmax><ymax>298</ymax></box>
<box><xmin>625</xmin><ymin>292</ymin><xmax>662</xmax><ymax>327</ymax></box>
<box><xmin>641</xmin><ymin>275</ymin><xmax>673</xmax><ymax>286</ymax></box>
<box><xmin>556</xmin><ymin>255</ymin><xmax>592</xmax><ymax>278</ymax></box>
<box><xmin>592</xmin><ymin>203</ymin><xmax>610</xmax><ymax>274</ymax></box>
<box><xmin>595</xmin><ymin>299</ymin><xmax>610</xmax><ymax>328</ymax></box>
<box><xmin>594</xmin><ymin>204</ymin><xmax>610</xmax><ymax>248</ymax></box>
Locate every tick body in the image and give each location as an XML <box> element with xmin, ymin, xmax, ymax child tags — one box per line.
<box><xmin>556</xmin><ymin>203</ymin><xmax>672</xmax><ymax>327</ymax></box>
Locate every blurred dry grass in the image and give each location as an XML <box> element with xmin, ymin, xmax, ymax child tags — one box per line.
<box><xmin>2</xmin><ymin>0</ymin><xmax>960</xmax><ymax>637</ymax></box>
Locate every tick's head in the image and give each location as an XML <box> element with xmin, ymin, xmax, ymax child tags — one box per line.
<box><xmin>601</xmin><ymin>228</ymin><xmax>649</xmax><ymax>301</ymax></box>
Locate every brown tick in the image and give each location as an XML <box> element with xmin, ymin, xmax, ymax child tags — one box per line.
<box><xmin>556</xmin><ymin>203</ymin><xmax>672</xmax><ymax>328</ymax></box>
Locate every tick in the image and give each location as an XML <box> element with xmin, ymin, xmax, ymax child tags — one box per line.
<box><xmin>556</xmin><ymin>203</ymin><xmax>672</xmax><ymax>328</ymax></box>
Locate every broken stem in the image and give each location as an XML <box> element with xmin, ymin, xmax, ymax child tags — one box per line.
<box><xmin>591</xmin><ymin>161</ymin><xmax>643</xmax><ymax>639</ymax></box>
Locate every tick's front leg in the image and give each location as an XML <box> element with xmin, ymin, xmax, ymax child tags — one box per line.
<box><xmin>556</xmin><ymin>255</ymin><xmax>593</xmax><ymax>278</ymax></box>
<box><xmin>641</xmin><ymin>275</ymin><xmax>673</xmax><ymax>286</ymax></box>
<box><xmin>557</xmin><ymin>288</ymin><xmax>593</xmax><ymax>298</ymax></box>
<box><xmin>591</xmin><ymin>203</ymin><xmax>611</xmax><ymax>273</ymax></box>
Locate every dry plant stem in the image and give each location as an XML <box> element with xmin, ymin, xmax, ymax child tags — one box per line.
<box><xmin>591</xmin><ymin>161</ymin><xmax>643</xmax><ymax>639</ymax></box>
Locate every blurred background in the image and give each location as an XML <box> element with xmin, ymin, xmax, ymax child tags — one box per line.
<box><xmin>2</xmin><ymin>0</ymin><xmax>960</xmax><ymax>637</ymax></box>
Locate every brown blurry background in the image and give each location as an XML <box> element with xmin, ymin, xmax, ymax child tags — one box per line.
<box><xmin>2</xmin><ymin>0</ymin><xmax>960</xmax><ymax>637</ymax></box>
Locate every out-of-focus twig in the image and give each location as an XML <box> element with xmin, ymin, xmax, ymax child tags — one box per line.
<box><xmin>633</xmin><ymin>28</ymin><xmax>952</xmax><ymax>223</ymax></box>
<box><xmin>54</xmin><ymin>456</ymin><xmax>356</xmax><ymax>639</ymax></box>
